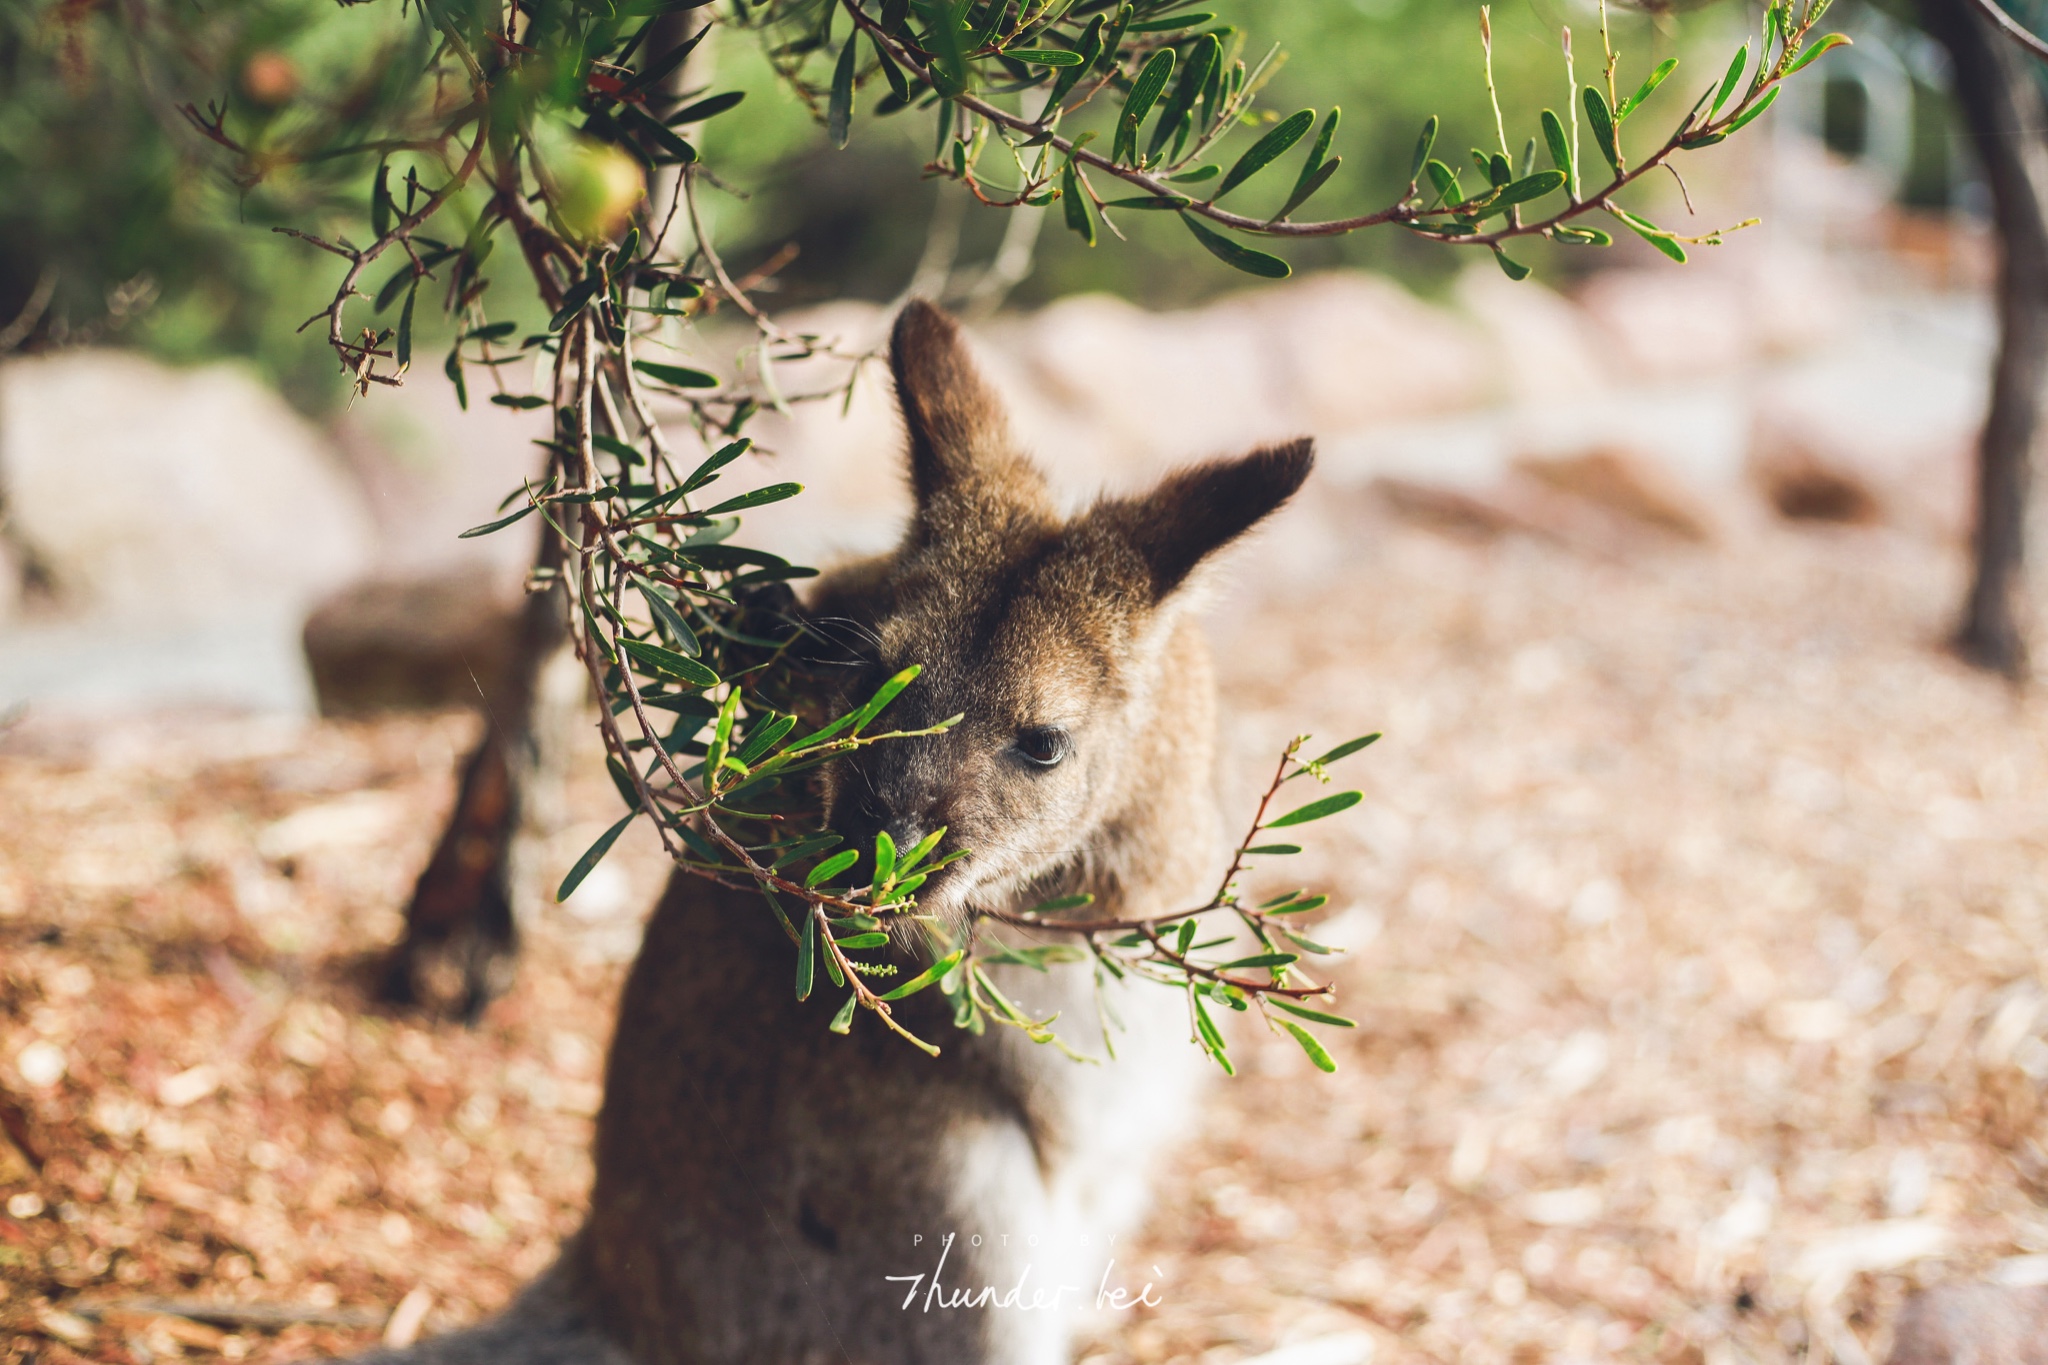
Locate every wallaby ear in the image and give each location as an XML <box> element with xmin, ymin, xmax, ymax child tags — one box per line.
<box><xmin>1094</xmin><ymin>438</ymin><xmax>1314</xmax><ymax>599</ymax></box>
<box><xmin>890</xmin><ymin>300</ymin><xmax>1047</xmax><ymax>521</ymax></box>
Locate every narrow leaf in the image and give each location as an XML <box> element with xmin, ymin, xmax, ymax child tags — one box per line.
<box><xmin>1243</xmin><ymin>843</ymin><xmax>1301</xmax><ymax>856</ymax></box>
<box><xmin>1726</xmin><ymin>84</ymin><xmax>1780</xmax><ymax>133</ymax></box>
<box><xmin>874</xmin><ymin>830</ymin><xmax>899</xmax><ymax>890</ymax></box>
<box><xmin>1311</xmin><ymin>733</ymin><xmax>1380</xmax><ymax>766</ymax></box>
<box><xmin>879</xmin><ymin>948</ymin><xmax>966</xmax><ymax>1001</ymax></box>
<box><xmin>1061</xmin><ymin>158</ymin><xmax>1097</xmax><ymax>246</ymax></box>
<box><xmin>1265</xmin><ymin>789</ymin><xmax>1363</xmax><ymax>828</ymax></box>
<box><xmin>1541</xmin><ymin>109</ymin><xmax>1573</xmax><ymax>188</ymax></box>
<box><xmin>1217</xmin><ymin>952</ymin><xmax>1298</xmax><ymax>971</ymax></box>
<box><xmin>1270</xmin><ymin>998</ymin><xmax>1358</xmax><ymax>1028</ymax></box>
<box><xmin>682</xmin><ymin>438</ymin><xmax>752</xmax><ymax>492</ymax></box>
<box><xmin>1116</xmin><ymin>48</ymin><xmax>1176</xmax><ymax>163</ymax></box>
<box><xmin>1712</xmin><ymin>43</ymin><xmax>1749</xmax><ymax>117</ymax></box>
<box><xmin>797</xmin><ymin>910</ymin><xmax>817</xmax><ymax>1000</ymax></box>
<box><xmin>1583</xmin><ymin>86</ymin><xmax>1618</xmax><ymax>172</ymax></box>
<box><xmin>1179</xmin><ymin>213</ymin><xmax>1290</xmax><ymax>279</ymax></box>
<box><xmin>1283</xmin><ymin>1021</ymin><xmax>1337</xmax><ymax>1072</ymax></box>
<box><xmin>1273</xmin><ymin>157</ymin><xmax>1340</xmax><ymax>222</ymax></box>
<box><xmin>1409</xmin><ymin>114</ymin><xmax>1439</xmax><ymax>179</ymax></box>
<box><xmin>1005</xmin><ymin>47</ymin><xmax>1085</xmax><ymax>66</ymax></box>
<box><xmin>828</xmin><ymin>993</ymin><xmax>858</xmax><ymax>1033</ymax></box>
<box><xmin>1214</xmin><ymin>108</ymin><xmax>1314</xmax><ymax>201</ymax></box>
<box><xmin>557</xmin><ymin>812</ymin><xmax>636</xmax><ymax>901</ymax></box>
<box><xmin>1494</xmin><ymin>248</ymin><xmax>1532</xmax><ymax>281</ymax></box>
<box><xmin>828</xmin><ymin>36</ymin><xmax>857</xmax><ymax>148</ymax></box>
<box><xmin>621</xmin><ymin>638</ymin><xmax>722</xmax><ymax>687</ymax></box>
<box><xmin>634</xmin><ymin>359</ymin><xmax>720</xmax><ymax>389</ymax></box>
<box><xmin>458</xmin><ymin>503</ymin><xmax>534</xmax><ymax>538</ymax></box>
<box><xmin>1618</xmin><ymin>57</ymin><xmax>1678</xmax><ymax>120</ymax></box>
<box><xmin>668</xmin><ymin>91</ymin><xmax>746</xmax><ymax>124</ymax></box>
<box><xmin>701</xmin><ymin>481</ymin><xmax>803</xmax><ymax>514</ymax></box>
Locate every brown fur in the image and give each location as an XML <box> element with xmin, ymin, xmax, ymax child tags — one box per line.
<box><xmin>353</xmin><ymin>301</ymin><xmax>1313</xmax><ymax>1365</ymax></box>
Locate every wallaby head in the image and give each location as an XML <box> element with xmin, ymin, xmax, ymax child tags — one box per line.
<box><xmin>810</xmin><ymin>300</ymin><xmax>1313</xmax><ymax>929</ymax></box>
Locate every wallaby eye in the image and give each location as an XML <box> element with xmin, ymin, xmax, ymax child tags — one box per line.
<box><xmin>1014</xmin><ymin>726</ymin><xmax>1070</xmax><ymax>769</ymax></box>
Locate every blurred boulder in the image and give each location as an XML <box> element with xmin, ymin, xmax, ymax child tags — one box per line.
<box><xmin>1749</xmin><ymin>439</ymin><xmax>1886</xmax><ymax>526</ymax></box>
<box><xmin>0</xmin><ymin>350</ymin><xmax>376</xmax><ymax>712</ymax></box>
<box><xmin>0</xmin><ymin>350</ymin><xmax>373</xmax><ymax>622</ymax></box>
<box><xmin>1886</xmin><ymin>1283</ymin><xmax>2048</xmax><ymax>1364</ymax></box>
<box><xmin>302</xmin><ymin>566</ymin><xmax>519</xmax><ymax>717</ymax></box>
<box><xmin>1515</xmin><ymin>449</ymin><xmax>1717</xmax><ymax>541</ymax></box>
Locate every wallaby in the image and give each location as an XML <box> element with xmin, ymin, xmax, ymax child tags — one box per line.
<box><xmin>354</xmin><ymin>301</ymin><xmax>1314</xmax><ymax>1365</ymax></box>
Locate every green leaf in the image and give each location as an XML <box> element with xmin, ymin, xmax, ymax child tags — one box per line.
<box><xmin>1168</xmin><ymin>164</ymin><xmax>1220</xmax><ymax>183</ymax></box>
<box><xmin>1191</xmin><ymin>992</ymin><xmax>1233</xmax><ymax>1073</ymax></box>
<box><xmin>807</xmin><ymin>848</ymin><xmax>861</xmax><ymax>888</ymax></box>
<box><xmin>681</xmin><ymin>438</ymin><xmax>752</xmax><ymax>493</ymax></box>
<box><xmin>635</xmin><ymin>580</ymin><xmax>701</xmax><ymax>656</ymax></box>
<box><xmin>796</xmin><ymin>909</ymin><xmax>817</xmax><ymax>1000</ymax></box>
<box><xmin>458</xmin><ymin>502</ymin><xmax>534</xmax><ymax>538</ymax></box>
<box><xmin>1282</xmin><ymin>1021</ymin><xmax>1337</xmax><ymax>1072</ymax></box>
<box><xmin>1268</xmin><ymin>894</ymin><xmax>1329</xmax><ymax>916</ymax></box>
<box><xmin>1174</xmin><ymin>919</ymin><xmax>1197</xmax><ymax>956</ymax></box>
<box><xmin>557</xmin><ymin>812</ymin><xmax>636</xmax><ymax>901</ymax></box>
<box><xmin>874</xmin><ymin>830</ymin><xmax>899</xmax><ymax>890</ymax></box>
<box><xmin>701</xmin><ymin>482</ymin><xmax>803</xmax><ymax>515</ymax></box>
<box><xmin>444</xmin><ymin>346</ymin><xmax>467</xmax><ymax>410</ymax></box>
<box><xmin>1027</xmin><ymin>892</ymin><xmax>1095</xmax><ymax>915</ymax></box>
<box><xmin>704</xmin><ymin>687</ymin><xmax>741</xmax><ymax>780</ymax></box>
<box><xmin>667</xmin><ymin>91</ymin><xmax>745</xmax><ymax>124</ymax></box>
<box><xmin>490</xmin><ymin>394</ymin><xmax>551</xmax><ymax>409</ymax></box>
<box><xmin>593</xmin><ymin>434</ymin><xmax>644</xmax><ymax>466</ymax></box>
<box><xmin>1583</xmin><ymin>86</ymin><xmax>1618</xmax><ymax>172</ymax></box>
<box><xmin>1217</xmin><ymin>952</ymin><xmax>1298</xmax><ymax>971</ymax></box>
<box><xmin>1215</xmin><ymin>108</ymin><xmax>1313</xmax><ymax>201</ymax></box>
<box><xmin>550</xmin><ymin>277</ymin><xmax>602</xmax><ymax>332</ymax></box>
<box><xmin>1425</xmin><ymin>158</ymin><xmax>1461</xmax><ymax>205</ymax></box>
<box><xmin>1726</xmin><ymin>84</ymin><xmax>1780</xmax><ymax>133</ymax></box>
<box><xmin>734</xmin><ymin>713</ymin><xmax>797</xmax><ymax>765</ymax></box>
<box><xmin>1006</xmin><ymin>47</ymin><xmax>1085</xmax><ymax>66</ymax></box>
<box><xmin>879</xmin><ymin>948</ymin><xmax>966</xmax><ymax>1001</ymax></box>
<box><xmin>791</xmin><ymin>664</ymin><xmax>922</xmax><ymax>750</ymax></box>
<box><xmin>1269</xmin><ymin>998</ymin><xmax>1357</xmax><ymax>1028</ymax></box>
<box><xmin>625</xmin><ymin>20</ymin><xmax>713</xmax><ymax>93</ymax></box>
<box><xmin>622</xmin><ymin>638</ymin><xmax>721</xmax><ymax>688</ymax></box>
<box><xmin>1609</xmin><ymin>206</ymin><xmax>1687</xmax><ymax>262</ymax></box>
<box><xmin>1179</xmin><ymin>213</ymin><xmax>1290</xmax><ymax>279</ymax></box>
<box><xmin>1105</xmin><ymin>194</ymin><xmax>1191</xmax><ymax>210</ymax></box>
<box><xmin>371</xmin><ymin>163</ymin><xmax>393</xmax><ymax>237</ymax></box>
<box><xmin>1243</xmin><ymin>843</ymin><xmax>1300</xmax><ymax>856</ymax></box>
<box><xmin>620</xmin><ymin>104</ymin><xmax>699</xmax><ymax>165</ymax></box>
<box><xmin>828</xmin><ymin>992</ymin><xmax>858</xmax><ymax>1033</ymax></box>
<box><xmin>1127</xmin><ymin>9</ymin><xmax>1211</xmax><ymax>31</ymax></box>
<box><xmin>1487</xmin><ymin>169</ymin><xmax>1565</xmax><ymax>212</ymax></box>
<box><xmin>394</xmin><ymin>279</ymin><xmax>418</xmax><ymax>372</ymax></box>
<box><xmin>1061</xmin><ymin>158</ymin><xmax>1097</xmax><ymax>246</ymax></box>
<box><xmin>1311</xmin><ymin>733</ymin><xmax>1380</xmax><ymax>767</ymax></box>
<box><xmin>1552</xmin><ymin>224</ymin><xmax>1614</xmax><ymax>246</ymax></box>
<box><xmin>1116</xmin><ymin>48</ymin><xmax>1175</xmax><ymax>164</ymax></box>
<box><xmin>1541</xmin><ymin>108</ymin><xmax>1573</xmax><ymax>189</ymax></box>
<box><xmin>828</xmin><ymin>35</ymin><xmax>857</xmax><ymax>148</ymax></box>
<box><xmin>895</xmin><ymin>827</ymin><xmax>948</xmax><ymax>877</ymax></box>
<box><xmin>634</xmin><ymin>359</ymin><xmax>719</xmax><ymax>389</ymax></box>
<box><xmin>1149</xmin><ymin>32</ymin><xmax>1219</xmax><ymax>159</ymax></box>
<box><xmin>1617</xmin><ymin>57</ymin><xmax>1678</xmax><ymax>120</ymax></box>
<box><xmin>1273</xmin><ymin>158</ymin><xmax>1340</xmax><ymax>222</ymax></box>
<box><xmin>834</xmin><ymin>932</ymin><xmax>889</xmax><ymax>950</ymax></box>
<box><xmin>1712</xmin><ymin>43</ymin><xmax>1750</xmax><ymax>117</ymax></box>
<box><xmin>1494</xmin><ymin>248</ymin><xmax>1532</xmax><ymax>282</ymax></box>
<box><xmin>1266</xmin><ymin>790</ymin><xmax>1362</xmax><ymax>828</ymax></box>
<box><xmin>1410</xmin><ymin>114</ymin><xmax>1439</xmax><ymax>180</ymax></box>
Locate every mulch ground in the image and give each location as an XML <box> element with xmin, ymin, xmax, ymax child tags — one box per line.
<box><xmin>3</xmin><ymin>485</ymin><xmax>2045</xmax><ymax>1365</ymax></box>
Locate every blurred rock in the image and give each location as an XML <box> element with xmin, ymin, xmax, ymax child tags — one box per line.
<box><xmin>1516</xmin><ymin>449</ymin><xmax>1716</xmax><ymax>541</ymax></box>
<box><xmin>301</xmin><ymin>566</ymin><xmax>519</xmax><ymax>717</ymax></box>
<box><xmin>0</xmin><ymin>350</ymin><xmax>373</xmax><ymax>622</ymax></box>
<box><xmin>1885</xmin><ymin>1283</ymin><xmax>2048</xmax><ymax>1365</ymax></box>
<box><xmin>1749</xmin><ymin>439</ymin><xmax>1886</xmax><ymax>526</ymax></box>
<box><xmin>0</xmin><ymin>350</ymin><xmax>375</xmax><ymax>712</ymax></box>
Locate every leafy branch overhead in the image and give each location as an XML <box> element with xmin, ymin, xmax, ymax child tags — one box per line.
<box><xmin>170</xmin><ymin>0</ymin><xmax>1844</xmax><ymax>1064</ymax></box>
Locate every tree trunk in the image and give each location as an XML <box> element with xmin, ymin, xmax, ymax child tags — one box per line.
<box><xmin>381</xmin><ymin>536</ymin><xmax>574</xmax><ymax>1019</ymax></box>
<box><xmin>1923</xmin><ymin>0</ymin><xmax>2048</xmax><ymax>678</ymax></box>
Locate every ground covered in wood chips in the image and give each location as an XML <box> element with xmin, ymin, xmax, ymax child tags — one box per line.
<box><xmin>3</xmin><ymin>490</ymin><xmax>2045</xmax><ymax>1365</ymax></box>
